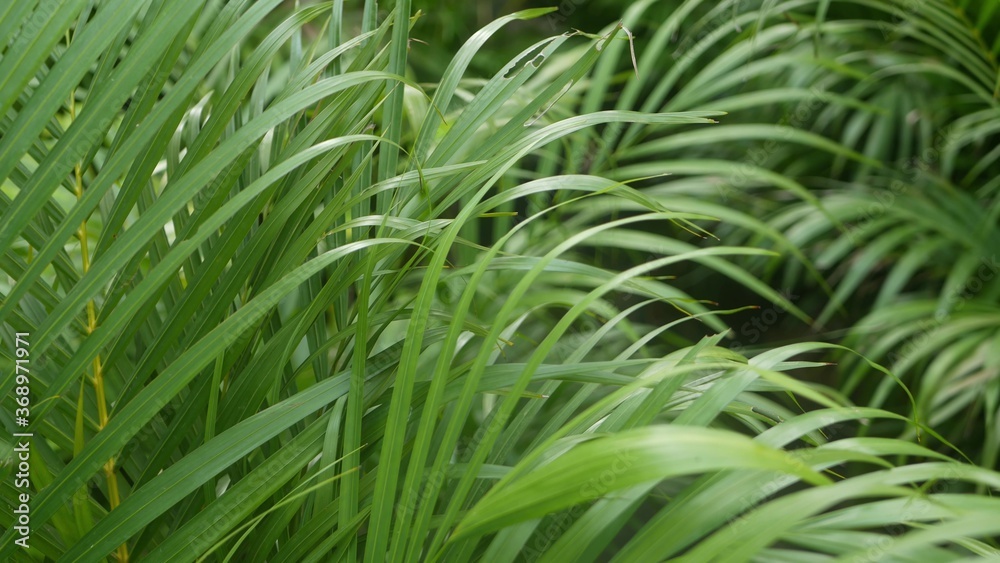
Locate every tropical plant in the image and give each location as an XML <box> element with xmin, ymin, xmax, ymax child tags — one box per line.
<box><xmin>534</xmin><ymin>0</ymin><xmax>1000</xmax><ymax>462</ymax></box>
<box><xmin>0</xmin><ymin>1</ymin><xmax>998</xmax><ymax>562</ymax></box>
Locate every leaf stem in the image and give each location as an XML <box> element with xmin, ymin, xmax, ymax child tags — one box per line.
<box><xmin>68</xmin><ymin>29</ymin><xmax>128</xmax><ymax>562</ymax></box>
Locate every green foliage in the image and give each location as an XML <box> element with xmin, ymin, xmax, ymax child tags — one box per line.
<box><xmin>0</xmin><ymin>1</ymin><xmax>998</xmax><ymax>562</ymax></box>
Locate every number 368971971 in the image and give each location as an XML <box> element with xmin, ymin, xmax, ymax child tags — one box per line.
<box><xmin>13</xmin><ymin>332</ymin><xmax>30</xmax><ymax>420</ymax></box>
